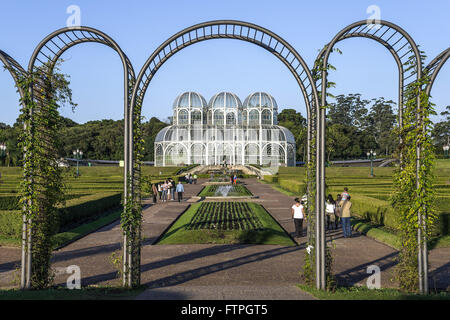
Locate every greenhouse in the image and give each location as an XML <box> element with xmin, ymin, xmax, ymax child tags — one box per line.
<box><xmin>154</xmin><ymin>91</ymin><xmax>296</xmax><ymax>166</ymax></box>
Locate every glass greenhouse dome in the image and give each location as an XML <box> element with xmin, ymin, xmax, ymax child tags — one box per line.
<box><xmin>154</xmin><ymin>92</ymin><xmax>296</xmax><ymax>167</ymax></box>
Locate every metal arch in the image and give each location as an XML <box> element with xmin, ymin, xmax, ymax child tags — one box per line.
<box><xmin>424</xmin><ymin>47</ymin><xmax>450</xmax><ymax>96</ymax></box>
<box><xmin>129</xmin><ymin>19</ymin><xmax>320</xmax><ymax>173</ymax></box>
<box><xmin>25</xmin><ymin>26</ymin><xmax>137</xmax><ymax>288</ymax></box>
<box><xmin>0</xmin><ymin>50</ymin><xmax>27</xmax><ymax>99</ymax></box>
<box><xmin>318</xmin><ymin>19</ymin><xmax>424</xmax><ymax>292</ymax></box>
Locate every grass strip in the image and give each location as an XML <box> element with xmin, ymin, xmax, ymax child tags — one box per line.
<box><xmin>0</xmin><ymin>285</ymin><xmax>145</xmax><ymax>300</ymax></box>
<box><xmin>52</xmin><ymin>208</ymin><xmax>122</xmax><ymax>249</ymax></box>
<box><xmin>157</xmin><ymin>202</ymin><xmax>295</xmax><ymax>245</ymax></box>
<box><xmin>297</xmin><ymin>284</ymin><xmax>450</xmax><ymax>300</ymax></box>
<box><xmin>351</xmin><ymin>218</ymin><xmax>401</xmax><ymax>250</ymax></box>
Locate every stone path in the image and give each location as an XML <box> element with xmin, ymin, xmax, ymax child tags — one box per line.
<box><xmin>0</xmin><ymin>178</ymin><xmax>448</xmax><ymax>299</ymax></box>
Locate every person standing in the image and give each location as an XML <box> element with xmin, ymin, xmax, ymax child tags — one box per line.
<box><xmin>325</xmin><ymin>194</ymin><xmax>336</xmax><ymax>230</ymax></box>
<box><xmin>176</xmin><ymin>181</ymin><xmax>185</xmax><ymax>202</ymax></box>
<box><xmin>340</xmin><ymin>195</ymin><xmax>352</xmax><ymax>238</ymax></box>
<box><xmin>171</xmin><ymin>179</ymin><xmax>176</xmax><ymax>201</ymax></box>
<box><xmin>167</xmin><ymin>180</ymin><xmax>172</xmax><ymax>201</ymax></box>
<box><xmin>152</xmin><ymin>183</ymin><xmax>158</xmax><ymax>204</ymax></box>
<box><xmin>157</xmin><ymin>182</ymin><xmax>162</xmax><ymax>200</ymax></box>
<box><xmin>335</xmin><ymin>194</ymin><xmax>342</xmax><ymax>228</ymax></box>
<box><xmin>233</xmin><ymin>174</ymin><xmax>237</xmax><ymax>185</ymax></box>
<box><xmin>291</xmin><ymin>198</ymin><xmax>305</xmax><ymax>238</ymax></box>
<box><xmin>193</xmin><ymin>174</ymin><xmax>198</xmax><ymax>184</ymax></box>
<box><xmin>162</xmin><ymin>180</ymin><xmax>168</xmax><ymax>203</ymax></box>
<box><xmin>341</xmin><ymin>187</ymin><xmax>350</xmax><ymax>201</ymax></box>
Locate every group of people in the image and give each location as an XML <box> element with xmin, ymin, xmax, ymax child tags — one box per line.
<box><xmin>291</xmin><ymin>187</ymin><xmax>353</xmax><ymax>238</ymax></box>
<box><xmin>151</xmin><ymin>178</ymin><xmax>185</xmax><ymax>203</ymax></box>
<box><xmin>230</xmin><ymin>174</ymin><xmax>238</xmax><ymax>185</ymax></box>
<box><xmin>184</xmin><ymin>173</ymin><xmax>197</xmax><ymax>184</ymax></box>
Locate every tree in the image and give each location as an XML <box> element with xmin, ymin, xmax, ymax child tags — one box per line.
<box><xmin>277</xmin><ymin>108</ymin><xmax>307</xmax><ymax>161</ymax></box>
<box><xmin>328</xmin><ymin>94</ymin><xmax>370</xmax><ymax>130</ymax></box>
<box><xmin>364</xmin><ymin>97</ymin><xmax>398</xmax><ymax>156</ymax></box>
<box><xmin>432</xmin><ymin>106</ymin><xmax>450</xmax><ymax>156</ymax></box>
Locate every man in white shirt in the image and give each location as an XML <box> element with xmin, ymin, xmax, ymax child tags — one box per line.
<box><xmin>291</xmin><ymin>198</ymin><xmax>305</xmax><ymax>238</ymax></box>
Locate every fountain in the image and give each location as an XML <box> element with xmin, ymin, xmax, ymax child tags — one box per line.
<box><xmin>215</xmin><ymin>185</ymin><xmax>233</xmax><ymax>197</ymax></box>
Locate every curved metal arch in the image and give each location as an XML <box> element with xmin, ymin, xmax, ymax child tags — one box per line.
<box><xmin>27</xmin><ymin>26</ymin><xmax>136</xmax><ymax>176</ymax></box>
<box><xmin>0</xmin><ymin>50</ymin><xmax>27</xmax><ymax>99</ymax></box>
<box><xmin>424</xmin><ymin>47</ymin><xmax>450</xmax><ymax>96</ymax></box>
<box><xmin>129</xmin><ymin>20</ymin><xmax>320</xmax><ymax>171</ymax></box>
<box><xmin>317</xmin><ymin>19</ymin><xmax>423</xmax><ymax>292</ymax></box>
<box><xmin>27</xmin><ymin>26</ymin><xmax>137</xmax><ymax>287</ymax></box>
<box><xmin>317</xmin><ymin>20</ymin><xmax>423</xmax><ymax>125</ymax></box>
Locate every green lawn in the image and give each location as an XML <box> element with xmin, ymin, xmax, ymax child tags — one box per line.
<box><xmin>0</xmin><ymin>286</ymin><xmax>145</xmax><ymax>300</ymax></box>
<box><xmin>157</xmin><ymin>202</ymin><xmax>296</xmax><ymax>245</ymax></box>
<box><xmin>263</xmin><ymin>159</ymin><xmax>450</xmax><ymax>245</ymax></box>
<box><xmin>298</xmin><ymin>284</ymin><xmax>450</xmax><ymax>300</ymax></box>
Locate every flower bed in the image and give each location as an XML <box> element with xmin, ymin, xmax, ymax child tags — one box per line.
<box><xmin>186</xmin><ymin>202</ymin><xmax>263</xmax><ymax>231</ymax></box>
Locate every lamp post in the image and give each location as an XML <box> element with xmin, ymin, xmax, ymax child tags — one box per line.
<box><xmin>367</xmin><ymin>149</ymin><xmax>376</xmax><ymax>177</ymax></box>
<box><xmin>0</xmin><ymin>144</ymin><xmax>6</xmax><ymax>166</ymax></box>
<box><xmin>73</xmin><ymin>149</ymin><xmax>83</xmax><ymax>177</ymax></box>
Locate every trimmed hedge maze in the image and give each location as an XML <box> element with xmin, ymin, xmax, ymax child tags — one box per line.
<box><xmin>187</xmin><ymin>202</ymin><xmax>263</xmax><ymax>231</ymax></box>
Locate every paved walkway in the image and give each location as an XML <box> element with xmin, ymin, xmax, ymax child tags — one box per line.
<box><xmin>0</xmin><ymin>178</ymin><xmax>448</xmax><ymax>299</ymax></box>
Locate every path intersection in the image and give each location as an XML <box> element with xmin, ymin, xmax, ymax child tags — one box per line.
<box><xmin>0</xmin><ymin>178</ymin><xmax>448</xmax><ymax>299</ymax></box>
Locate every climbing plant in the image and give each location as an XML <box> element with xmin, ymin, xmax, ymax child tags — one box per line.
<box><xmin>391</xmin><ymin>48</ymin><xmax>437</xmax><ymax>292</ymax></box>
<box><xmin>121</xmin><ymin>94</ymin><xmax>144</xmax><ymax>287</ymax></box>
<box><xmin>16</xmin><ymin>60</ymin><xmax>76</xmax><ymax>288</ymax></box>
<box><xmin>302</xmin><ymin>46</ymin><xmax>341</xmax><ymax>289</ymax></box>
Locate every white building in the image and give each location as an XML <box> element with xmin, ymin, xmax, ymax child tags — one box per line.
<box><xmin>154</xmin><ymin>92</ymin><xmax>296</xmax><ymax>167</ymax></box>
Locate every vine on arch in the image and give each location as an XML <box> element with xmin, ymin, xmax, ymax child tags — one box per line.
<box><xmin>121</xmin><ymin>94</ymin><xmax>144</xmax><ymax>287</ymax></box>
<box><xmin>302</xmin><ymin>46</ymin><xmax>341</xmax><ymax>290</ymax></box>
<box><xmin>16</xmin><ymin>60</ymin><xmax>76</xmax><ymax>288</ymax></box>
<box><xmin>391</xmin><ymin>49</ymin><xmax>437</xmax><ymax>292</ymax></box>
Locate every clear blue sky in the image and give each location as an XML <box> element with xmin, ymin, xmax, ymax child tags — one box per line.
<box><xmin>1</xmin><ymin>0</ymin><xmax>449</xmax><ymax>125</ymax></box>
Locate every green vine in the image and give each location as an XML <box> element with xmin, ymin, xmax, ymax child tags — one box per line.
<box><xmin>391</xmin><ymin>48</ymin><xmax>437</xmax><ymax>292</ymax></box>
<box><xmin>16</xmin><ymin>60</ymin><xmax>76</xmax><ymax>289</ymax></box>
<box><xmin>302</xmin><ymin>46</ymin><xmax>341</xmax><ymax>289</ymax></box>
<box><xmin>120</xmin><ymin>91</ymin><xmax>144</xmax><ymax>287</ymax></box>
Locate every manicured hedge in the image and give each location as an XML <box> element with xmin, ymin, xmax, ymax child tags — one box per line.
<box><xmin>0</xmin><ymin>210</ymin><xmax>22</xmax><ymax>238</ymax></box>
<box><xmin>0</xmin><ymin>192</ymin><xmax>122</xmax><ymax>239</ymax></box>
<box><xmin>279</xmin><ymin>178</ymin><xmax>304</xmax><ymax>195</ymax></box>
<box><xmin>0</xmin><ymin>193</ymin><xmax>88</xmax><ymax>210</ymax></box>
<box><xmin>351</xmin><ymin>194</ymin><xmax>448</xmax><ymax>237</ymax></box>
<box><xmin>58</xmin><ymin>192</ymin><xmax>122</xmax><ymax>230</ymax></box>
<box><xmin>263</xmin><ymin>176</ymin><xmax>278</xmax><ymax>183</ymax></box>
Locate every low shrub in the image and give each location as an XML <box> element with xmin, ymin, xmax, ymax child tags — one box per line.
<box><xmin>278</xmin><ymin>178</ymin><xmax>304</xmax><ymax>195</ymax></box>
<box><xmin>0</xmin><ymin>192</ymin><xmax>122</xmax><ymax>239</ymax></box>
<box><xmin>263</xmin><ymin>176</ymin><xmax>278</xmax><ymax>183</ymax></box>
<box><xmin>0</xmin><ymin>210</ymin><xmax>22</xmax><ymax>238</ymax></box>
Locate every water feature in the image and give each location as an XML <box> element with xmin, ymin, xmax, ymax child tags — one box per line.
<box><xmin>215</xmin><ymin>185</ymin><xmax>233</xmax><ymax>197</ymax></box>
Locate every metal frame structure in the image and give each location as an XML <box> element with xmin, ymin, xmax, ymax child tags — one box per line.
<box><xmin>0</xmin><ymin>50</ymin><xmax>27</xmax><ymax>98</ymax></box>
<box><xmin>129</xmin><ymin>19</ymin><xmax>320</xmax><ymax>172</ymax></box>
<box><xmin>155</xmin><ymin>91</ymin><xmax>296</xmax><ymax>167</ymax></box>
<box><xmin>424</xmin><ymin>47</ymin><xmax>450</xmax><ymax>96</ymax></box>
<box><xmin>24</xmin><ymin>26</ymin><xmax>136</xmax><ymax>288</ymax></box>
<box><xmin>1</xmin><ymin>18</ymin><xmax>442</xmax><ymax>292</ymax></box>
<box><xmin>318</xmin><ymin>20</ymin><xmax>425</xmax><ymax>292</ymax></box>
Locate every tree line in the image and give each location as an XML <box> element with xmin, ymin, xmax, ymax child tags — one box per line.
<box><xmin>0</xmin><ymin>94</ymin><xmax>448</xmax><ymax>165</ymax></box>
